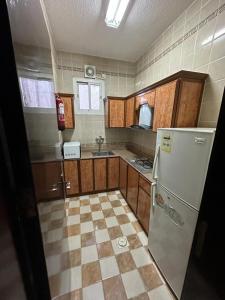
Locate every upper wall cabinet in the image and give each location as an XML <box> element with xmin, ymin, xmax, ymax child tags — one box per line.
<box><xmin>125</xmin><ymin>97</ymin><xmax>135</xmax><ymax>127</ymax></box>
<box><xmin>104</xmin><ymin>97</ymin><xmax>125</xmax><ymax>128</ymax></box>
<box><xmin>135</xmin><ymin>89</ymin><xmax>155</xmax><ymax>110</ymax></box>
<box><xmin>59</xmin><ymin>93</ymin><xmax>75</xmax><ymax>129</ymax></box>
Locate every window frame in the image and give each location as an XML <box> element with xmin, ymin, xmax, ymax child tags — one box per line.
<box><xmin>73</xmin><ymin>77</ymin><xmax>105</xmax><ymax>115</ymax></box>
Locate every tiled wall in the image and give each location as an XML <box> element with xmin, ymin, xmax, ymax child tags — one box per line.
<box><xmin>135</xmin><ymin>0</ymin><xmax>225</xmax><ymax>128</ymax></box>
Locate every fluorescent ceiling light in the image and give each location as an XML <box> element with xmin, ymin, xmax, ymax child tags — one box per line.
<box><xmin>105</xmin><ymin>0</ymin><xmax>130</xmax><ymax>28</ymax></box>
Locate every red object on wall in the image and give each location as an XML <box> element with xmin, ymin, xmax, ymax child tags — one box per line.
<box><xmin>55</xmin><ymin>94</ymin><xmax>65</xmax><ymax>130</ymax></box>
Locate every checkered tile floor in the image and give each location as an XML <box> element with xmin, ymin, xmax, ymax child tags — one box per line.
<box><xmin>38</xmin><ymin>191</ymin><xmax>175</xmax><ymax>300</ymax></box>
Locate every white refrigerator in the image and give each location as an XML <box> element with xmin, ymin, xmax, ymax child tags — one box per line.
<box><xmin>148</xmin><ymin>128</ymin><xmax>216</xmax><ymax>299</ymax></box>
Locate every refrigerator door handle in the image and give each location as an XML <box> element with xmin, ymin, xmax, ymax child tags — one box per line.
<box><xmin>152</xmin><ymin>145</ymin><xmax>160</xmax><ymax>180</ymax></box>
<box><xmin>151</xmin><ymin>182</ymin><xmax>156</xmax><ymax>213</ymax></box>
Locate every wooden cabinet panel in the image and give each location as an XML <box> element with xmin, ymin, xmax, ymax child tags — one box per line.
<box><xmin>139</xmin><ymin>176</ymin><xmax>151</xmax><ymax>195</ymax></box>
<box><xmin>109</xmin><ymin>99</ymin><xmax>125</xmax><ymax>127</ymax></box>
<box><xmin>125</xmin><ymin>97</ymin><xmax>135</xmax><ymax>127</ymax></box>
<box><xmin>175</xmin><ymin>80</ymin><xmax>203</xmax><ymax>127</ymax></box>
<box><xmin>108</xmin><ymin>157</ymin><xmax>119</xmax><ymax>189</ymax></box>
<box><xmin>127</xmin><ymin>165</ymin><xmax>139</xmax><ymax>213</ymax></box>
<box><xmin>59</xmin><ymin>93</ymin><xmax>74</xmax><ymax>129</ymax></box>
<box><xmin>136</xmin><ymin>90</ymin><xmax>155</xmax><ymax>110</ymax></box>
<box><xmin>64</xmin><ymin>160</ymin><xmax>79</xmax><ymax>196</ymax></box>
<box><xmin>137</xmin><ymin>187</ymin><xmax>151</xmax><ymax>233</ymax></box>
<box><xmin>94</xmin><ymin>159</ymin><xmax>107</xmax><ymax>191</ymax></box>
<box><xmin>152</xmin><ymin>80</ymin><xmax>177</xmax><ymax>132</ymax></box>
<box><xmin>80</xmin><ymin>159</ymin><xmax>94</xmax><ymax>193</ymax></box>
<box><xmin>32</xmin><ymin>162</ymin><xmax>63</xmax><ymax>202</ymax></box>
<box><xmin>119</xmin><ymin>158</ymin><xmax>127</xmax><ymax>199</ymax></box>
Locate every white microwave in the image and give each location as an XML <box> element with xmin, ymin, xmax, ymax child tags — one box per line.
<box><xmin>63</xmin><ymin>142</ymin><xmax>80</xmax><ymax>159</ymax></box>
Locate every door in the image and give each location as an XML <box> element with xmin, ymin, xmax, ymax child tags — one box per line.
<box><xmin>137</xmin><ymin>187</ymin><xmax>151</xmax><ymax>233</ymax></box>
<box><xmin>109</xmin><ymin>99</ymin><xmax>125</xmax><ymax>127</ymax></box>
<box><xmin>125</xmin><ymin>97</ymin><xmax>135</xmax><ymax>127</ymax></box>
<box><xmin>152</xmin><ymin>80</ymin><xmax>177</xmax><ymax>131</ymax></box>
<box><xmin>94</xmin><ymin>158</ymin><xmax>107</xmax><ymax>191</ymax></box>
<box><xmin>148</xmin><ymin>184</ymin><xmax>198</xmax><ymax>299</ymax></box>
<box><xmin>119</xmin><ymin>158</ymin><xmax>127</xmax><ymax>198</ymax></box>
<box><xmin>80</xmin><ymin>159</ymin><xmax>94</xmax><ymax>193</ymax></box>
<box><xmin>108</xmin><ymin>157</ymin><xmax>119</xmax><ymax>189</ymax></box>
<box><xmin>32</xmin><ymin>161</ymin><xmax>64</xmax><ymax>201</ymax></box>
<box><xmin>127</xmin><ymin>165</ymin><xmax>139</xmax><ymax>213</ymax></box>
<box><xmin>64</xmin><ymin>160</ymin><xmax>79</xmax><ymax>196</ymax></box>
<box><xmin>155</xmin><ymin>128</ymin><xmax>215</xmax><ymax>210</ymax></box>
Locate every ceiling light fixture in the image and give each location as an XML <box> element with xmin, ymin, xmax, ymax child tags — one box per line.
<box><xmin>105</xmin><ymin>0</ymin><xmax>130</xmax><ymax>29</ymax></box>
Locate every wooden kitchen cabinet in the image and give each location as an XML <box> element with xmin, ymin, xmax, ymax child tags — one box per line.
<box><xmin>94</xmin><ymin>158</ymin><xmax>107</xmax><ymax>191</ymax></box>
<box><xmin>32</xmin><ymin>161</ymin><xmax>64</xmax><ymax>202</ymax></box>
<box><xmin>64</xmin><ymin>160</ymin><xmax>79</xmax><ymax>196</ymax></box>
<box><xmin>136</xmin><ymin>89</ymin><xmax>155</xmax><ymax>110</ymax></box>
<box><xmin>80</xmin><ymin>159</ymin><xmax>94</xmax><ymax>193</ymax></box>
<box><xmin>58</xmin><ymin>93</ymin><xmax>75</xmax><ymax>129</ymax></box>
<box><xmin>127</xmin><ymin>165</ymin><xmax>139</xmax><ymax>213</ymax></box>
<box><xmin>108</xmin><ymin>157</ymin><xmax>120</xmax><ymax>189</ymax></box>
<box><xmin>119</xmin><ymin>158</ymin><xmax>128</xmax><ymax>199</ymax></box>
<box><xmin>125</xmin><ymin>97</ymin><xmax>135</xmax><ymax>127</ymax></box>
<box><xmin>137</xmin><ymin>176</ymin><xmax>151</xmax><ymax>233</ymax></box>
<box><xmin>104</xmin><ymin>98</ymin><xmax>125</xmax><ymax>127</ymax></box>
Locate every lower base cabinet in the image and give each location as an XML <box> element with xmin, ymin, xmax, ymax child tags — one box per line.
<box><xmin>119</xmin><ymin>158</ymin><xmax>128</xmax><ymax>199</ymax></box>
<box><xmin>137</xmin><ymin>186</ymin><xmax>151</xmax><ymax>233</ymax></box>
<box><xmin>108</xmin><ymin>157</ymin><xmax>119</xmax><ymax>189</ymax></box>
<box><xmin>80</xmin><ymin>159</ymin><xmax>94</xmax><ymax>193</ymax></box>
<box><xmin>94</xmin><ymin>158</ymin><xmax>107</xmax><ymax>191</ymax></box>
<box><xmin>127</xmin><ymin>165</ymin><xmax>139</xmax><ymax>213</ymax></box>
<box><xmin>64</xmin><ymin>160</ymin><xmax>79</xmax><ymax>196</ymax></box>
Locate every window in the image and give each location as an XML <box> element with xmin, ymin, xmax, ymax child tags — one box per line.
<box><xmin>19</xmin><ymin>77</ymin><xmax>55</xmax><ymax>108</ymax></box>
<box><xmin>74</xmin><ymin>78</ymin><xmax>105</xmax><ymax>115</ymax></box>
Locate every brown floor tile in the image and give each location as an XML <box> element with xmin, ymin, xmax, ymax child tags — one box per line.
<box><xmin>107</xmin><ymin>191</ymin><xmax>117</xmax><ymax>195</ymax></box>
<box><xmin>48</xmin><ymin>218</ymin><xmax>64</xmax><ymax>230</ymax></box>
<box><xmin>82</xmin><ymin>261</ymin><xmax>101</xmax><ymax>287</ymax></box>
<box><xmin>64</xmin><ymin>224</ymin><xmax>80</xmax><ymax>237</ymax></box>
<box><xmin>131</xmin><ymin>221</ymin><xmax>143</xmax><ymax>233</ymax></box>
<box><xmin>40</xmin><ymin>213</ymin><xmax>51</xmax><ymax>223</ymax></box>
<box><xmin>99</xmin><ymin>196</ymin><xmax>108</xmax><ymax>202</ymax></box>
<box><xmin>139</xmin><ymin>264</ymin><xmax>163</xmax><ymax>291</ymax></box>
<box><xmin>68</xmin><ymin>207</ymin><xmax>80</xmax><ymax>216</ymax></box>
<box><xmin>103</xmin><ymin>275</ymin><xmax>127</xmax><ymax>300</ymax></box>
<box><xmin>90</xmin><ymin>204</ymin><xmax>101</xmax><ymax>211</ymax></box>
<box><xmin>64</xmin><ymin>202</ymin><xmax>69</xmax><ymax>209</ymax></box>
<box><xmin>89</xmin><ymin>194</ymin><xmax>98</xmax><ymax>198</ymax></box>
<box><xmin>80</xmin><ymin>199</ymin><xmax>90</xmax><ymax>206</ymax></box>
<box><xmin>97</xmin><ymin>241</ymin><xmax>114</xmax><ymax>259</ymax></box>
<box><xmin>54</xmin><ymin>289</ymin><xmax>82</xmax><ymax>300</ymax></box>
<box><xmin>116</xmin><ymin>252</ymin><xmax>136</xmax><ymax>273</ymax></box>
<box><xmin>61</xmin><ymin>249</ymin><xmax>81</xmax><ymax>270</ymax></box>
<box><xmin>111</xmin><ymin>200</ymin><xmax>122</xmax><ymax>207</ymax></box>
<box><xmin>117</xmin><ymin>214</ymin><xmax>130</xmax><ymax>225</ymax></box>
<box><xmin>80</xmin><ymin>213</ymin><xmax>92</xmax><ymax>223</ymax></box>
<box><xmin>124</xmin><ymin>205</ymin><xmax>131</xmax><ymax>213</ymax></box>
<box><xmin>127</xmin><ymin>234</ymin><xmax>142</xmax><ymax>250</ymax></box>
<box><xmin>49</xmin><ymin>273</ymin><xmax>60</xmax><ymax>298</ymax></box>
<box><xmin>93</xmin><ymin>219</ymin><xmax>107</xmax><ymax>230</ymax></box>
<box><xmin>130</xmin><ymin>292</ymin><xmax>149</xmax><ymax>300</ymax></box>
<box><xmin>44</xmin><ymin>240</ymin><xmax>62</xmax><ymax>257</ymax></box>
<box><xmin>51</xmin><ymin>203</ymin><xmax>65</xmax><ymax>212</ymax></box>
<box><xmin>108</xmin><ymin>226</ymin><xmax>123</xmax><ymax>240</ymax></box>
<box><xmin>103</xmin><ymin>208</ymin><xmax>115</xmax><ymax>218</ymax></box>
<box><xmin>81</xmin><ymin>232</ymin><xmax>96</xmax><ymax>247</ymax></box>
<box><xmin>117</xmin><ymin>194</ymin><xmax>123</xmax><ymax>199</ymax></box>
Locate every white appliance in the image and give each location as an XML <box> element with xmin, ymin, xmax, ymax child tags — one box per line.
<box><xmin>63</xmin><ymin>142</ymin><xmax>80</xmax><ymax>159</ymax></box>
<box><xmin>148</xmin><ymin>128</ymin><xmax>216</xmax><ymax>299</ymax></box>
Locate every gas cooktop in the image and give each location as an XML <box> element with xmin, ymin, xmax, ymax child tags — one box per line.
<box><xmin>129</xmin><ymin>158</ymin><xmax>153</xmax><ymax>173</ymax></box>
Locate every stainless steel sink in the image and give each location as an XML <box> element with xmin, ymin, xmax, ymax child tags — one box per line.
<box><xmin>92</xmin><ymin>151</ymin><xmax>114</xmax><ymax>157</ymax></box>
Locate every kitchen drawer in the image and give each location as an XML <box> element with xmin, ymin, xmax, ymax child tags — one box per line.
<box><xmin>139</xmin><ymin>175</ymin><xmax>151</xmax><ymax>195</ymax></box>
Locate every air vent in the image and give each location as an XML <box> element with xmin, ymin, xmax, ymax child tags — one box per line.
<box><xmin>84</xmin><ymin>65</ymin><xmax>96</xmax><ymax>79</ymax></box>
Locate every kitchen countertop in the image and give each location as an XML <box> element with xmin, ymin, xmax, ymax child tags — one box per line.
<box><xmin>31</xmin><ymin>149</ymin><xmax>154</xmax><ymax>183</ymax></box>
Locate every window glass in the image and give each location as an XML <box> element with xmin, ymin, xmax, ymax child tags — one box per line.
<box><xmin>90</xmin><ymin>84</ymin><xmax>100</xmax><ymax>110</ymax></box>
<box><xmin>78</xmin><ymin>83</ymin><xmax>89</xmax><ymax>110</ymax></box>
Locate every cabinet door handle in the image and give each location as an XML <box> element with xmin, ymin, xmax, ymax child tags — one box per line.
<box><xmin>49</xmin><ymin>184</ymin><xmax>58</xmax><ymax>192</ymax></box>
<box><xmin>66</xmin><ymin>181</ymin><xmax>71</xmax><ymax>189</ymax></box>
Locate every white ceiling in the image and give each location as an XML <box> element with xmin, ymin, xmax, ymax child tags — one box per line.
<box><xmin>8</xmin><ymin>0</ymin><xmax>194</xmax><ymax>62</ymax></box>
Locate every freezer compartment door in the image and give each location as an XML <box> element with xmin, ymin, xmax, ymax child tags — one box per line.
<box><xmin>148</xmin><ymin>184</ymin><xmax>198</xmax><ymax>299</ymax></box>
<box><xmin>156</xmin><ymin>129</ymin><xmax>214</xmax><ymax>210</ymax></box>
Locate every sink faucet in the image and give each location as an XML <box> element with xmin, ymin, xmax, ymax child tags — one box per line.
<box><xmin>96</xmin><ymin>136</ymin><xmax>104</xmax><ymax>152</ymax></box>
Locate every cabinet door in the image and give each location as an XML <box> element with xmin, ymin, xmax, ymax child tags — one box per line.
<box><xmin>127</xmin><ymin>165</ymin><xmax>139</xmax><ymax>213</ymax></box>
<box><xmin>94</xmin><ymin>158</ymin><xmax>107</xmax><ymax>191</ymax></box>
<box><xmin>109</xmin><ymin>99</ymin><xmax>125</xmax><ymax>127</ymax></box>
<box><xmin>108</xmin><ymin>157</ymin><xmax>119</xmax><ymax>189</ymax></box>
<box><xmin>32</xmin><ymin>161</ymin><xmax>64</xmax><ymax>202</ymax></box>
<box><xmin>152</xmin><ymin>80</ymin><xmax>177</xmax><ymax>132</ymax></box>
<box><xmin>60</xmin><ymin>94</ymin><xmax>75</xmax><ymax>129</ymax></box>
<box><xmin>119</xmin><ymin>158</ymin><xmax>127</xmax><ymax>199</ymax></box>
<box><xmin>80</xmin><ymin>159</ymin><xmax>94</xmax><ymax>193</ymax></box>
<box><xmin>136</xmin><ymin>90</ymin><xmax>155</xmax><ymax>109</ymax></box>
<box><xmin>137</xmin><ymin>187</ymin><xmax>151</xmax><ymax>234</ymax></box>
<box><xmin>64</xmin><ymin>160</ymin><xmax>79</xmax><ymax>196</ymax></box>
<box><xmin>125</xmin><ymin>97</ymin><xmax>135</xmax><ymax>127</ymax></box>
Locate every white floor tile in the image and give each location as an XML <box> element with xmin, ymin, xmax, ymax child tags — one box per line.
<box><xmin>121</xmin><ymin>269</ymin><xmax>145</xmax><ymax>298</ymax></box>
<box><xmin>83</xmin><ymin>282</ymin><xmax>104</xmax><ymax>300</ymax></box>
<box><xmin>127</xmin><ymin>212</ymin><xmax>137</xmax><ymax>222</ymax></box>
<box><xmin>81</xmin><ymin>221</ymin><xmax>94</xmax><ymax>234</ymax></box>
<box><xmin>105</xmin><ymin>216</ymin><xmax>118</xmax><ymax>228</ymax></box>
<box><xmin>98</xmin><ymin>192</ymin><xmax>107</xmax><ymax>197</ymax></box>
<box><xmin>100</xmin><ymin>256</ymin><xmax>119</xmax><ymax>280</ymax></box>
<box><xmin>138</xmin><ymin>231</ymin><xmax>148</xmax><ymax>246</ymax></box>
<box><xmin>46</xmin><ymin>255</ymin><xmax>61</xmax><ymax>276</ymax></box>
<box><xmin>69</xmin><ymin>200</ymin><xmax>80</xmax><ymax>208</ymax></box>
<box><xmin>101</xmin><ymin>202</ymin><xmax>112</xmax><ymax>210</ymax></box>
<box><xmin>131</xmin><ymin>247</ymin><xmax>152</xmax><ymax>267</ymax></box>
<box><xmin>80</xmin><ymin>195</ymin><xmax>89</xmax><ymax>200</ymax></box>
<box><xmin>111</xmin><ymin>238</ymin><xmax>129</xmax><ymax>255</ymax></box>
<box><xmin>81</xmin><ymin>245</ymin><xmax>98</xmax><ymax>264</ymax></box>
<box><xmin>92</xmin><ymin>211</ymin><xmax>104</xmax><ymax>221</ymax></box>
<box><xmin>113</xmin><ymin>206</ymin><xmax>125</xmax><ymax>215</ymax></box>
<box><xmin>148</xmin><ymin>285</ymin><xmax>174</xmax><ymax>300</ymax></box>
<box><xmin>59</xmin><ymin>266</ymin><xmax>82</xmax><ymax>295</ymax></box>
<box><xmin>120</xmin><ymin>223</ymin><xmax>136</xmax><ymax>236</ymax></box>
<box><xmin>90</xmin><ymin>198</ymin><xmax>100</xmax><ymax>204</ymax></box>
<box><xmin>80</xmin><ymin>206</ymin><xmax>91</xmax><ymax>214</ymax></box>
<box><xmin>108</xmin><ymin>195</ymin><xmax>118</xmax><ymax>201</ymax></box>
<box><xmin>95</xmin><ymin>229</ymin><xmax>110</xmax><ymax>243</ymax></box>
<box><xmin>67</xmin><ymin>215</ymin><xmax>80</xmax><ymax>225</ymax></box>
<box><xmin>47</xmin><ymin>228</ymin><xmax>63</xmax><ymax>243</ymax></box>
<box><xmin>50</xmin><ymin>210</ymin><xmax>64</xmax><ymax>221</ymax></box>
<box><xmin>62</xmin><ymin>235</ymin><xmax>81</xmax><ymax>252</ymax></box>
